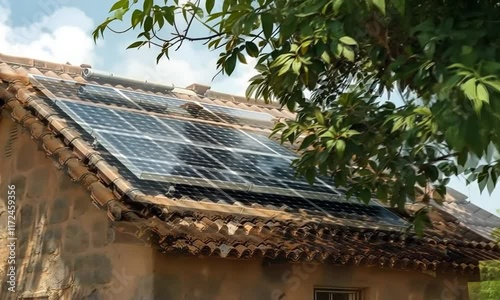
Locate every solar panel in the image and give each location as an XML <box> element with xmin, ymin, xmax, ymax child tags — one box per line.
<box><xmin>51</xmin><ymin>99</ymin><xmax>341</xmax><ymax>200</ymax></box>
<box><xmin>32</xmin><ymin>75</ymin><xmax>140</xmax><ymax>109</ymax></box>
<box><xmin>191</xmin><ymin>122</ymin><xmax>283</xmax><ymax>154</ymax></box>
<box><xmin>159</xmin><ymin>117</ymin><xmax>213</xmax><ymax>145</ymax></box>
<box><xmin>120</xmin><ymin>90</ymin><xmax>221</xmax><ymax>122</ymax></box>
<box><xmin>112</xmin><ymin>109</ymin><xmax>181</xmax><ymax>138</ymax></box>
<box><xmin>202</xmin><ymin>103</ymin><xmax>275</xmax><ymax>127</ymax></box>
<box><xmin>57</xmin><ymin>101</ymin><xmax>137</xmax><ymax>133</ymax></box>
<box><xmin>31</xmin><ymin>75</ymin><xmax>408</xmax><ymax>227</ymax></box>
<box><xmin>95</xmin><ymin>143</ymin><xmax>408</xmax><ymax>227</ymax></box>
<box><xmin>249</xmin><ymin>132</ymin><xmax>297</xmax><ymax>157</ymax></box>
<box><xmin>118</xmin><ymin>88</ymin><xmax>276</xmax><ymax>127</ymax></box>
<box><xmin>92</xmin><ymin>130</ymin><xmax>338</xmax><ymax>200</ymax></box>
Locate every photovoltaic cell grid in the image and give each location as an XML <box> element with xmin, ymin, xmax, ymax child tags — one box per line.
<box><xmin>31</xmin><ymin>75</ymin><xmax>276</xmax><ymax>127</ymax></box>
<box><xmin>32</xmin><ymin>75</ymin><xmax>141</xmax><ymax>109</ymax></box>
<box><xmin>96</xmin><ymin>146</ymin><xmax>405</xmax><ymax>227</ymax></box>
<box><xmin>53</xmin><ymin>100</ymin><xmax>337</xmax><ymax>199</ymax></box>
<box><xmin>32</xmin><ymin>74</ymin><xmax>408</xmax><ymax>227</ymax></box>
<box><xmin>119</xmin><ymin>89</ymin><xmax>223</xmax><ymax>122</ymax></box>
<box><xmin>202</xmin><ymin>103</ymin><xmax>275</xmax><ymax>127</ymax></box>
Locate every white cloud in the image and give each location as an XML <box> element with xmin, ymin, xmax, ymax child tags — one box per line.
<box><xmin>0</xmin><ymin>0</ymin><xmax>257</xmax><ymax>96</ymax></box>
<box><xmin>103</xmin><ymin>0</ymin><xmax>257</xmax><ymax>96</ymax></box>
<box><xmin>0</xmin><ymin>2</ymin><xmax>97</xmax><ymax>66</ymax></box>
<box><xmin>112</xmin><ymin>40</ymin><xmax>258</xmax><ymax>96</ymax></box>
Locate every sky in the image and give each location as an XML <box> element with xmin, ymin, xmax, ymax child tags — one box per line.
<box><xmin>0</xmin><ymin>0</ymin><xmax>498</xmax><ymax>215</ymax></box>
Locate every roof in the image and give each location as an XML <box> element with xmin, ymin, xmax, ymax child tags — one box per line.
<box><xmin>1</xmin><ymin>52</ymin><xmax>500</xmax><ymax>275</ymax></box>
<box><xmin>437</xmin><ymin>190</ymin><xmax>500</xmax><ymax>240</ymax></box>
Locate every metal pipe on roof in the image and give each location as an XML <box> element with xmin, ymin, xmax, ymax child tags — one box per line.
<box><xmin>82</xmin><ymin>68</ymin><xmax>174</xmax><ymax>92</ymax></box>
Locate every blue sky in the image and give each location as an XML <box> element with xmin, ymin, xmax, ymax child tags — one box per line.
<box><xmin>1</xmin><ymin>0</ymin><xmax>498</xmax><ymax>214</ymax></box>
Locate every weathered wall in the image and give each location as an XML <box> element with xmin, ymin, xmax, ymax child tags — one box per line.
<box><xmin>0</xmin><ymin>112</ymin><xmax>155</xmax><ymax>300</ymax></box>
<box><xmin>147</xmin><ymin>254</ymin><xmax>474</xmax><ymax>300</ymax></box>
<box><xmin>0</xmin><ymin>112</ymin><xmax>476</xmax><ymax>300</ymax></box>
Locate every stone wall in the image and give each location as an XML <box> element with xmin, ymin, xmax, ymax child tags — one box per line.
<box><xmin>0</xmin><ymin>111</ymin><xmax>476</xmax><ymax>300</ymax></box>
<box><xmin>0</xmin><ymin>112</ymin><xmax>155</xmax><ymax>300</ymax></box>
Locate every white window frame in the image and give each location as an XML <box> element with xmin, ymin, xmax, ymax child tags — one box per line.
<box><xmin>314</xmin><ymin>287</ymin><xmax>362</xmax><ymax>300</ymax></box>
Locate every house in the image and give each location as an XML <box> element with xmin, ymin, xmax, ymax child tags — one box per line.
<box><xmin>0</xmin><ymin>53</ymin><xmax>499</xmax><ymax>300</ymax></box>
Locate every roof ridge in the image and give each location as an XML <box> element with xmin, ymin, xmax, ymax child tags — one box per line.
<box><xmin>0</xmin><ymin>52</ymin><xmax>82</xmax><ymax>75</ymax></box>
<box><xmin>0</xmin><ymin>52</ymin><xmax>287</xmax><ymax>111</ymax></box>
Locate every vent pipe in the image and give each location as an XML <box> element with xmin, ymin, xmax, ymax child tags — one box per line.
<box><xmin>82</xmin><ymin>68</ymin><xmax>174</xmax><ymax>92</ymax></box>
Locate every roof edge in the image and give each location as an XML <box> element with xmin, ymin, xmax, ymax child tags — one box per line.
<box><xmin>0</xmin><ymin>52</ymin><xmax>82</xmax><ymax>75</ymax></box>
<box><xmin>0</xmin><ymin>52</ymin><xmax>284</xmax><ymax>110</ymax></box>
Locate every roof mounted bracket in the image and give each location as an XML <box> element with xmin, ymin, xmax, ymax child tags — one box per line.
<box><xmin>82</xmin><ymin>68</ymin><xmax>174</xmax><ymax>93</ymax></box>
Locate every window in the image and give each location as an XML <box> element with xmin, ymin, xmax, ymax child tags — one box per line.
<box><xmin>314</xmin><ymin>288</ymin><xmax>362</xmax><ymax>300</ymax></box>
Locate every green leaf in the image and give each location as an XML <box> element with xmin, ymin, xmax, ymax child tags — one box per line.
<box><xmin>448</xmin><ymin>63</ymin><xmax>469</xmax><ymax>70</ymax></box>
<box><xmin>304</xmin><ymin>168</ymin><xmax>316</xmax><ymax>185</ymax></box>
<box><xmin>392</xmin><ymin>0</ymin><xmax>405</xmax><ymax>15</ymax></box>
<box><xmin>109</xmin><ymin>0</ymin><xmax>127</xmax><ymax>12</ymax></box>
<box><xmin>416</xmin><ymin>174</ymin><xmax>427</xmax><ymax>187</ymax></box>
<box><xmin>315</xmin><ymin>108</ymin><xmax>325</xmax><ymax>125</ymax></box>
<box><xmin>261</xmin><ymin>13</ymin><xmax>273</xmax><ymax>39</ymax></box>
<box><xmin>476</xmin><ymin>83</ymin><xmax>489</xmax><ymax>103</ymax></box>
<box><xmin>321</xmin><ymin>51</ymin><xmax>331</xmax><ymax>64</ymax></box>
<box><xmin>237</xmin><ymin>52</ymin><xmax>247</xmax><ymax>64</ymax></box>
<box><xmin>299</xmin><ymin>134</ymin><xmax>317</xmax><ymax>150</ymax></box>
<box><xmin>372</xmin><ymin>0</ymin><xmax>386</xmax><ymax>15</ymax></box>
<box><xmin>143</xmin><ymin>0</ymin><xmax>153</xmax><ymax>14</ymax></box>
<box><xmin>224</xmin><ymin>53</ymin><xmax>237</xmax><ymax>76</ymax></box>
<box><xmin>162</xmin><ymin>6</ymin><xmax>175</xmax><ymax>25</ymax></box>
<box><xmin>278</xmin><ymin>59</ymin><xmax>293</xmax><ymax>76</ymax></box>
<box><xmin>154</xmin><ymin>10</ymin><xmax>164</xmax><ymax>28</ymax></box>
<box><xmin>457</xmin><ymin>151</ymin><xmax>467</xmax><ymax>167</ymax></box>
<box><xmin>144</xmin><ymin>16</ymin><xmax>153</xmax><ymax>32</ymax></box>
<box><xmin>414</xmin><ymin>106</ymin><xmax>431</xmax><ymax>115</ymax></box>
<box><xmin>487</xmin><ymin>176</ymin><xmax>495</xmax><ymax>195</ymax></box>
<box><xmin>359</xmin><ymin>188</ymin><xmax>371</xmax><ymax>204</ymax></box>
<box><xmin>335</xmin><ymin>139</ymin><xmax>346</xmax><ymax>158</ymax></box>
<box><xmin>126</xmin><ymin>41</ymin><xmax>147</xmax><ymax>49</ymax></box>
<box><xmin>114</xmin><ymin>8</ymin><xmax>129</xmax><ymax>21</ymax></box>
<box><xmin>156</xmin><ymin>47</ymin><xmax>169</xmax><ymax>62</ymax></box>
<box><xmin>286</xmin><ymin>98</ymin><xmax>296</xmax><ymax>112</ymax></box>
<box><xmin>484</xmin><ymin>79</ymin><xmax>500</xmax><ymax>92</ymax></box>
<box><xmin>425</xmin><ymin>165</ymin><xmax>439</xmax><ymax>182</ymax></box>
<box><xmin>245</xmin><ymin>41</ymin><xmax>259</xmax><ymax>57</ymax></box>
<box><xmin>320</xmin><ymin>130</ymin><xmax>335</xmax><ymax>139</ymax></box>
<box><xmin>342</xmin><ymin>46</ymin><xmax>354</xmax><ymax>62</ymax></box>
<box><xmin>291</xmin><ymin>59</ymin><xmax>301</xmax><ymax>75</ymax></box>
<box><xmin>423</xmin><ymin>41</ymin><xmax>435</xmax><ymax>58</ymax></box>
<box><xmin>461</xmin><ymin>78</ymin><xmax>477</xmax><ymax>100</ymax></box>
<box><xmin>479</xmin><ymin>177</ymin><xmax>487</xmax><ymax>193</ymax></box>
<box><xmin>332</xmin><ymin>0</ymin><xmax>344</xmax><ymax>14</ymax></box>
<box><xmin>206</xmin><ymin>0</ymin><xmax>215</xmax><ymax>14</ymax></box>
<box><xmin>339</xmin><ymin>36</ymin><xmax>357</xmax><ymax>46</ymax></box>
<box><xmin>376</xmin><ymin>185</ymin><xmax>388</xmax><ymax>202</ymax></box>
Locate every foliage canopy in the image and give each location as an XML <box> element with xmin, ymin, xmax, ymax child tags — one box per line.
<box><xmin>95</xmin><ymin>0</ymin><xmax>500</xmax><ymax>224</ymax></box>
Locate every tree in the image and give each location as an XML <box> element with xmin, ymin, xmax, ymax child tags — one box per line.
<box><xmin>94</xmin><ymin>0</ymin><xmax>500</xmax><ymax>217</ymax></box>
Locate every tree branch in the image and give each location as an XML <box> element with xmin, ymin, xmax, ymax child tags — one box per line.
<box><xmin>107</xmin><ymin>25</ymin><xmax>133</xmax><ymax>34</ymax></box>
<box><xmin>176</xmin><ymin>0</ymin><xmax>200</xmax><ymax>51</ymax></box>
<box><xmin>428</xmin><ymin>152</ymin><xmax>459</xmax><ymax>163</ymax></box>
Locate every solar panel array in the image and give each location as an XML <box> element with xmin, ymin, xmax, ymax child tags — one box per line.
<box><xmin>32</xmin><ymin>75</ymin><xmax>275</xmax><ymax>127</ymax></box>
<box><xmin>55</xmin><ymin>100</ymin><xmax>336</xmax><ymax>199</ymax></box>
<box><xmin>31</xmin><ymin>74</ymin><xmax>408</xmax><ymax>227</ymax></box>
